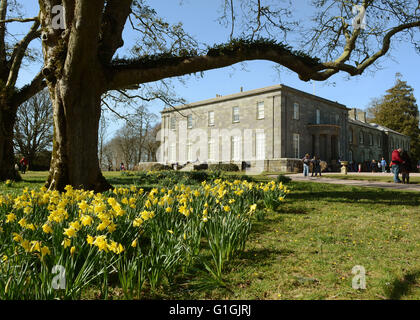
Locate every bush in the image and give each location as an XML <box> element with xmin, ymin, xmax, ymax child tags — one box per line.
<box><xmin>151</xmin><ymin>163</ymin><xmax>173</xmax><ymax>171</ymax></box>
<box><xmin>193</xmin><ymin>163</ymin><xmax>208</xmax><ymax>171</ymax></box>
<box><xmin>208</xmin><ymin>163</ymin><xmax>239</xmax><ymax>172</ymax></box>
<box><xmin>276</xmin><ymin>174</ymin><xmax>291</xmax><ymax>184</ymax></box>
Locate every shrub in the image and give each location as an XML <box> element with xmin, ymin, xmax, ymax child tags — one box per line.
<box><xmin>151</xmin><ymin>163</ymin><xmax>173</xmax><ymax>171</ymax></box>
<box><xmin>276</xmin><ymin>174</ymin><xmax>291</xmax><ymax>184</ymax></box>
<box><xmin>208</xmin><ymin>163</ymin><xmax>239</xmax><ymax>172</ymax></box>
<box><xmin>193</xmin><ymin>163</ymin><xmax>208</xmax><ymax>171</ymax></box>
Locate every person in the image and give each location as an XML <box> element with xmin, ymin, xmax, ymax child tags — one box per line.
<box><xmin>120</xmin><ymin>162</ymin><xmax>125</xmax><ymax>171</ymax></box>
<box><xmin>400</xmin><ymin>151</ymin><xmax>412</xmax><ymax>184</ymax></box>
<box><xmin>391</xmin><ymin>148</ymin><xmax>404</xmax><ymax>183</ymax></box>
<box><xmin>311</xmin><ymin>155</ymin><xmax>321</xmax><ymax>177</ymax></box>
<box><xmin>302</xmin><ymin>153</ymin><xmax>311</xmax><ymax>177</ymax></box>
<box><xmin>380</xmin><ymin>157</ymin><xmax>387</xmax><ymax>173</ymax></box>
<box><xmin>19</xmin><ymin>157</ymin><xmax>28</xmax><ymax>174</ymax></box>
<box><xmin>370</xmin><ymin>159</ymin><xmax>377</xmax><ymax>173</ymax></box>
<box><xmin>358</xmin><ymin>163</ymin><xmax>362</xmax><ymax>173</ymax></box>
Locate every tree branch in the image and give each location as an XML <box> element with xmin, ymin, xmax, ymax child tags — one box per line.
<box><xmin>12</xmin><ymin>71</ymin><xmax>46</xmax><ymax>107</ymax></box>
<box><xmin>98</xmin><ymin>0</ymin><xmax>132</xmax><ymax>63</ymax></box>
<box><xmin>7</xmin><ymin>18</ymin><xmax>41</xmax><ymax>88</ymax></box>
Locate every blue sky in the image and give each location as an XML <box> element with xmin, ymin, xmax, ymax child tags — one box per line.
<box><xmin>10</xmin><ymin>0</ymin><xmax>420</xmax><ymax>137</ymax></box>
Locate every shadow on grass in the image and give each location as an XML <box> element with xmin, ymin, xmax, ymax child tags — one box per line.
<box><xmin>386</xmin><ymin>270</ymin><xmax>420</xmax><ymax>300</ymax></box>
<box><xmin>287</xmin><ymin>183</ymin><xmax>420</xmax><ymax>206</ymax></box>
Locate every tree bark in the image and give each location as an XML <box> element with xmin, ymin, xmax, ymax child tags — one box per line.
<box><xmin>0</xmin><ymin>99</ymin><xmax>21</xmax><ymax>181</ymax></box>
<box><xmin>45</xmin><ymin>78</ymin><xmax>111</xmax><ymax>192</ymax></box>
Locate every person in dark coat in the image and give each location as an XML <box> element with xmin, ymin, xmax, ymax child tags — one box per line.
<box><xmin>400</xmin><ymin>151</ymin><xmax>412</xmax><ymax>184</ymax></box>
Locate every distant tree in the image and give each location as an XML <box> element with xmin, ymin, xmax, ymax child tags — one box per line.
<box><xmin>0</xmin><ymin>0</ymin><xmax>45</xmax><ymax>180</ymax></box>
<box><xmin>14</xmin><ymin>89</ymin><xmax>53</xmax><ymax>165</ymax></box>
<box><xmin>367</xmin><ymin>75</ymin><xmax>420</xmax><ymax>160</ymax></box>
<box><xmin>143</xmin><ymin>122</ymin><xmax>161</xmax><ymax>162</ymax></box>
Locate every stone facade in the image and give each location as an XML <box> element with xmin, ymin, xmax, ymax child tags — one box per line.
<box><xmin>159</xmin><ymin>84</ymin><xmax>410</xmax><ymax>172</ymax></box>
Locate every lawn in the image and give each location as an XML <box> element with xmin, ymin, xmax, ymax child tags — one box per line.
<box><xmin>322</xmin><ymin>174</ymin><xmax>420</xmax><ymax>184</ymax></box>
<box><xmin>1</xmin><ymin>171</ymin><xmax>420</xmax><ymax>300</ymax></box>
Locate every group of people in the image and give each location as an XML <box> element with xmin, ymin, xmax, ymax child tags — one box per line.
<box><xmin>301</xmin><ymin>154</ymin><xmax>323</xmax><ymax>177</ymax></box>
<box><xmin>15</xmin><ymin>157</ymin><xmax>29</xmax><ymax>174</ymax></box>
<box><xmin>301</xmin><ymin>148</ymin><xmax>413</xmax><ymax>184</ymax></box>
<box><xmin>391</xmin><ymin>148</ymin><xmax>412</xmax><ymax>184</ymax></box>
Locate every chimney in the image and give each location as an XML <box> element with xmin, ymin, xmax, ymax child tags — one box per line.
<box><xmin>240</xmin><ymin>86</ymin><xmax>243</xmax><ymax>92</ymax></box>
<box><xmin>348</xmin><ymin>108</ymin><xmax>357</xmax><ymax>120</ymax></box>
<box><xmin>357</xmin><ymin>110</ymin><xmax>367</xmax><ymax>123</ymax></box>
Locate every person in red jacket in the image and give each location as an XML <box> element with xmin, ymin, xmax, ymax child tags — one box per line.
<box><xmin>391</xmin><ymin>148</ymin><xmax>404</xmax><ymax>183</ymax></box>
<box><xmin>19</xmin><ymin>157</ymin><xmax>29</xmax><ymax>174</ymax></box>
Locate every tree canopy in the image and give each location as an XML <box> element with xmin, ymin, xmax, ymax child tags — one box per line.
<box><xmin>368</xmin><ymin>75</ymin><xmax>420</xmax><ymax>160</ymax></box>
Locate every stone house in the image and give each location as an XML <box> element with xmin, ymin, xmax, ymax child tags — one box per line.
<box><xmin>159</xmin><ymin>84</ymin><xmax>410</xmax><ymax>172</ymax></box>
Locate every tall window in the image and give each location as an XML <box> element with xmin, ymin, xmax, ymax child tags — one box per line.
<box><xmin>232</xmin><ymin>106</ymin><xmax>240</xmax><ymax>123</ymax></box>
<box><xmin>359</xmin><ymin>131</ymin><xmax>364</xmax><ymax>144</ymax></box>
<box><xmin>335</xmin><ymin>114</ymin><xmax>340</xmax><ymax>124</ymax></box>
<box><xmin>369</xmin><ymin>133</ymin><xmax>373</xmax><ymax>146</ymax></box>
<box><xmin>208</xmin><ymin>111</ymin><xmax>214</xmax><ymax>126</ymax></box>
<box><xmin>293</xmin><ymin>103</ymin><xmax>299</xmax><ymax>120</ymax></box>
<box><xmin>170</xmin><ymin>117</ymin><xmax>176</xmax><ymax>130</ymax></box>
<box><xmin>187</xmin><ymin>114</ymin><xmax>193</xmax><ymax>129</ymax></box>
<box><xmin>231</xmin><ymin>136</ymin><xmax>241</xmax><ymax>160</ymax></box>
<box><xmin>349</xmin><ymin>150</ymin><xmax>353</xmax><ymax>162</ymax></box>
<box><xmin>170</xmin><ymin>143</ymin><xmax>176</xmax><ymax>162</ymax></box>
<box><xmin>257</xmin><ymin>102</ymin><xmax>264</xmax><ymax>119</ymax></box>
<box><xmin>208</xmin><ymin>139</ymin><xmax>215</xmax><ymax>161</ymax></box>
<box><xmin>316</xmin><ymin>109</ymin><xmax>320</xmax><ymax>124</ymax></box>
<box><xmin>293</xmin><ymin>133</ymin><xmax>300</xmax><ymax>159</ymax></box>
<box><xmin>256</xmin><ymin>131</ymin><xmax>265</xmax><ymax>160</ymax></box>
<box><xmin>349</xmin><ymin>128</ymin><xmax>353</xmax><ymax>144</ymax></box>
<box><xmin>187</xmin><ymin>141</ymin><xmax>193</xmax><ymax>161</ymax></box>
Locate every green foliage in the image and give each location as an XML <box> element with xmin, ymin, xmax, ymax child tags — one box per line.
<box><xmin>276</xmin><ymin>174</ymin><xmax>292</xmax><ymax>184</ymax></box>
<box><xmin>208</xmin><ymin>163</ymin><xmax>239</xmax><ymax>172</ymax></box>
<box><xmin>368</xmin><ymin>77</ymin><xmax>420</xmax><ymax>160</ymax></box>
<box><xmin>150</xmin><ymin>163</ymin><xmax>173</xmax><ymax>171</ymax></box>
<box><xmin>207</xmin><ymin>37</ymin><xmax>321</xmax><ymax>66</ymax></box>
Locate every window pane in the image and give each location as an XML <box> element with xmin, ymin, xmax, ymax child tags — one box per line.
<box><xmin>208</xmin><ymin>111</ymin><xmax>214</xmax><ymax>126</ymax></box>
<box><xmin>256</xmin><ymin>132</ymin><xmax>265</xmax><ymax>160</ymax></box>
<box><xmin>257</xmin><ymin>102</ymin><xmax>264</xmax><ymax>119</ymax></box>
<box><xmin>233</xmin><ymin>107</ymin><xmax>239</xmax><ymax>122</ymax></box>
<box><xmin>293</xmin><ymin>103</ymin><xmax>299</xmax><ymax>120</ymax></box>
<box><xmin>187</xmin><ymin>115</ymin><xmax>192</xmax><ymax>128</ymax></box>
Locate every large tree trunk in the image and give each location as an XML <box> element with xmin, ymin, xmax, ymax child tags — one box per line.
<box><xmin>45</xmin><ymin>79</ymin><xmax>111</xmax><ymax>192</ymax></box>
<box><xmin>0</xmin><ymin>101</ymin><xmax>21</xmax><ymax>181</ymax></box>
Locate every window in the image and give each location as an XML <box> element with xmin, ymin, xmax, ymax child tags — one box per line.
<box><xmin>293</xmin><ymin>133</ymin><xmax>300</xmax><ymax>159</ymax></box>
<box><xmin>256</xmin><ymin>131</ymin><xmax>265</xmax><ymax>160</ymax></box>
<box><xmin>232</xmin><ymin>106</ymin><xmax>240</xmax><ymax>123</ymax></box>
<box><xmin>316</xmin><ymin>109</ymin><xmax>320</xmax><ymax>124</ymax></box>
<box><xmin>377</xmin><ymin>135</ymin><xmax>381</xmax><ymax>147</ymax></box>
<box><xmin>257</xmin><ymin>102</ymin><xmax>264</xmax><ymax>119</ymax></box>
<box><xmin>170</xmin><ymin>143</ymin><xmax>176</xmax><ymax>162</ymax></box>
<box><xmin>187</xmin><ymin>115</ymin><xmax>193</xmax><ymax>129</ymax></box>
<box><xmin>369</xmin><ymin>133</ymin><xmax>373</xmax><ymax>146</ymax></box>
<box><xmin>208</xmin><ymin>139</ymin><xmax>215</xmax><ymax>160</ymax></box>
<box><xmin>231</xmin><ymin>136</ymin><xmax>241</xmax><ymax>160</ymax></box>
<box><xmin>293</xmin><ymin>103</ymin><xmax>299</xmax><ymax>120</ymax></box>
<box><xmin>349</xmin><ymin>150</ymin><xmax>353</xmax><ymax>162</ymax></box>
<box><xmin>208</xmin><ymin>111</ymin><xmax>214</xmax><ymax>126</ymax></box>
<box><xmin>187</xmin><ymin>141</ymin><xmax>193</xmax><ymax>161</ymax></box>
<box><xmin>359</xmin><ymin>131</ymin><xmax>364</xmax><ymax>144</ymax></box>
<box><xmin>349</xmin><ymin>128</ymin><xmax>353</xmax><ymax>144</ymax></box>
<box><xmin>170</xmin><ymin>117</ymin><xmax>176</xmax><ymax>130</ymax></box>
<box><xmin>335</xmin><ymin>114</ymin><xmax>340</xmax><ymax>124</ymax></box>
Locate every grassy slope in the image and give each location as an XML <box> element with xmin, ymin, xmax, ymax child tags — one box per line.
<box><xmin>2</xmin><ymin>172</ymin><xmax>420</xmax><ymax>300</ymax></box>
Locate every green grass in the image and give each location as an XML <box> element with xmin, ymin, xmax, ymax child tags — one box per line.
<box><xmin>322</xmin><ymin>174</ymin><xmax>420</xmax><ymax>184</ymax></box>
<box><xmin>2</xmin><ymin>171</ymin><xmax>420</xmax><ymax>299</ymax></box>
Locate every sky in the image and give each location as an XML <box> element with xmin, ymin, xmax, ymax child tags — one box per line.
<box><xmin>9</xmin><ymin>0</ymin><xmax>420</xmax><ymax>139</ymax></box>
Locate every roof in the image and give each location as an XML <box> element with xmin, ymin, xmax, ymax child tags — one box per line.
<box><xmin>161</xmin><ymin>83</ymin><xmax>348</xmax><ymax>114</ymax></box>
<box><xmin>349</xmin><ymin>119</ymin><xmax>409</xmax><ymax>137</ymax></box>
